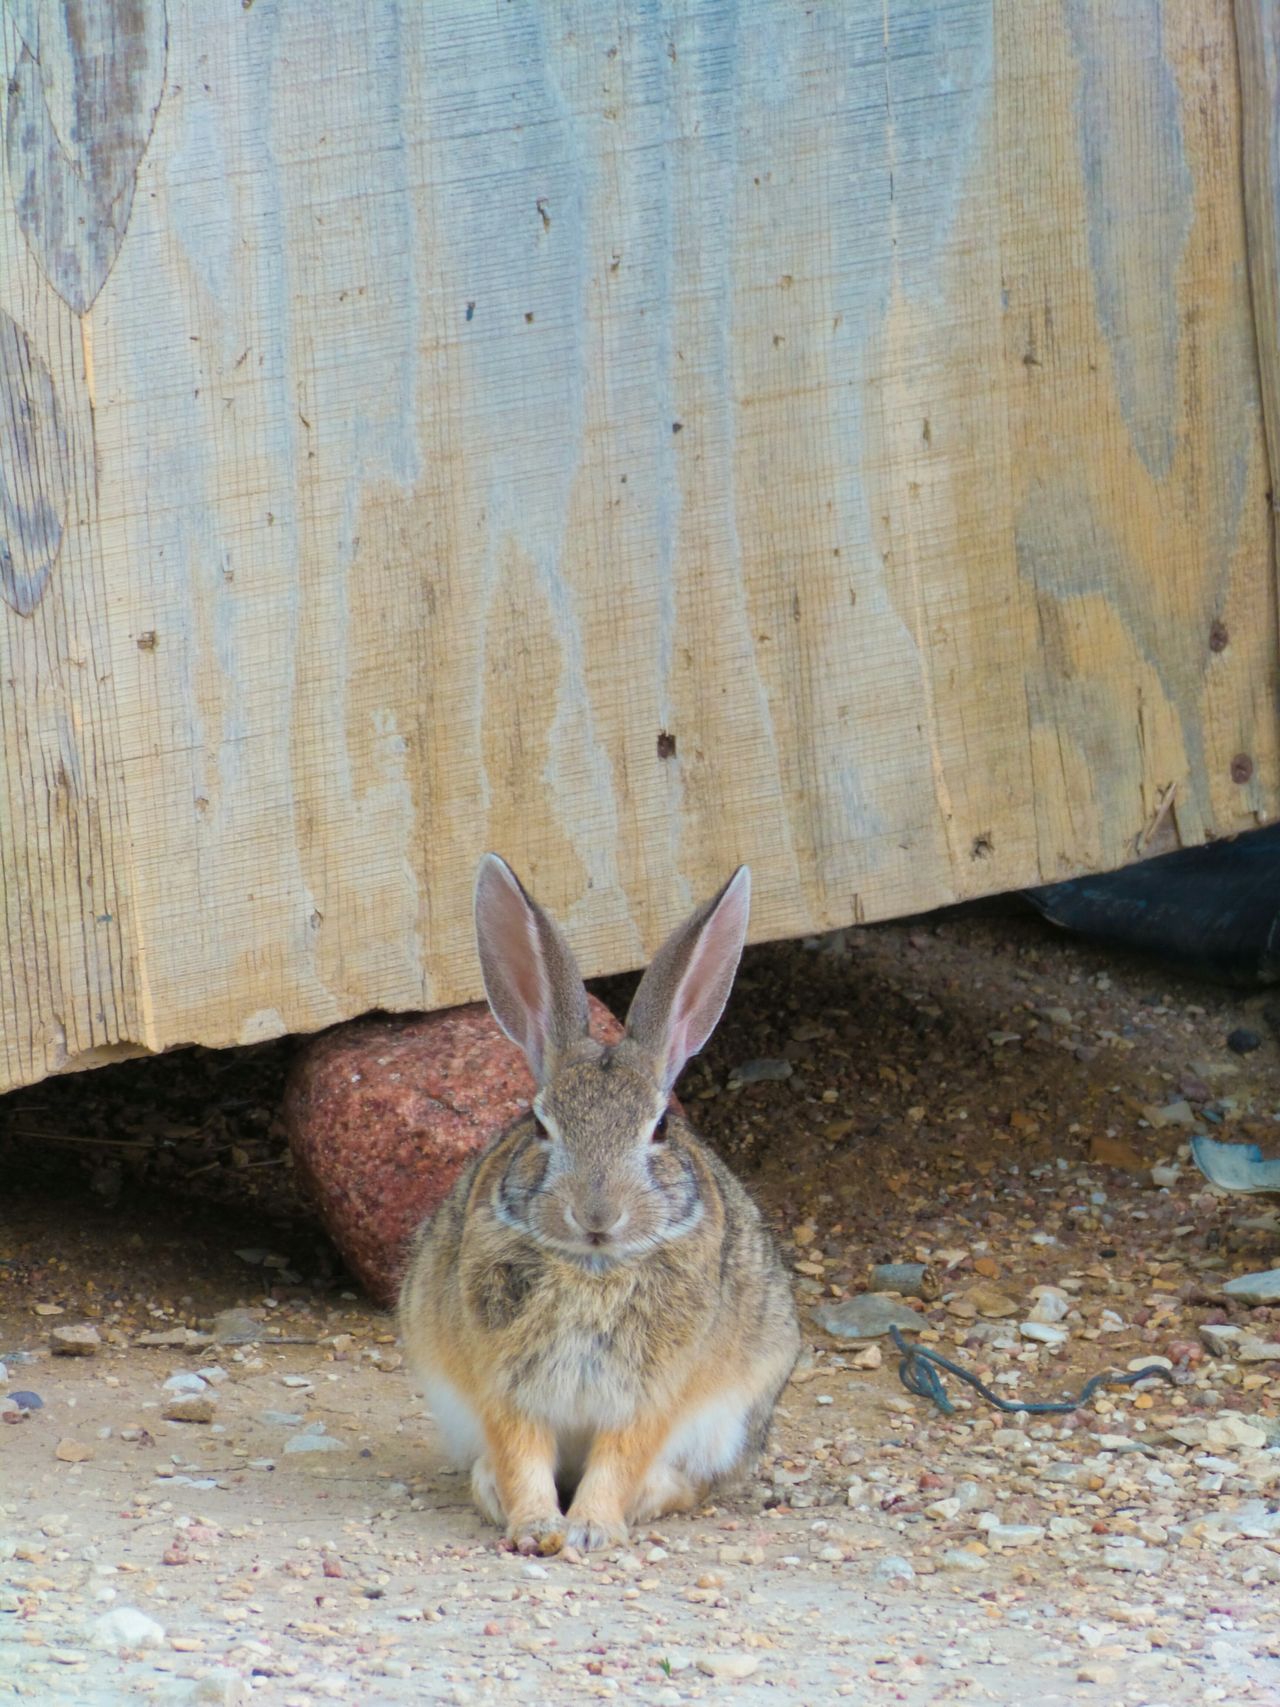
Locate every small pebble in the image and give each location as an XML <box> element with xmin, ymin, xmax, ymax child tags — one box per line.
<box><xmin>163</xmin><ymin>1372</ymin><xmax>208</xmax><ymax>1395</ymax></box>
<box><xmin>1020</xmin><ymin>1321</ymin><xmax>1068</xmax><ymax>1345</ymax></box>
<box><xmin>1027</xmin><ymin>1286</ymin><xmax>1070</xmax><ymax>1324</ymax></box>
<box><xmin>868</xmin><ymin>1262</ymin><xmax>939</xmax><ymax>1300</ymax></box>
<box><xmin>1226</xmin><ymin>1026</ymin><xmax>1262</xmax><ymax>1055</ymax></box>
<box><xmin>1143</xmin><ymin>1099</ymin><xmax>1196</xmax><ymax>1128</ymax></box>
<box><xmin>163</xmin><ymin>1393</ymin><xmax>218</xmax><ymax>1424</ymax></box>
<box><xmin>983</xmin><ymin>1523</ymin><xmax>1044</xmax><ymax>1549</ymax></box>
<box><xmin>50</xmin><ymin>1324</ymin><xmax>100</xmax><ymax>1356</ymax></box>
<box><xmin>190</xmin><ymin>1670</ymin><xmax>248</xmax><ymax>1705</ymax></box>
<box><xmin>696</xmin><ymin>1653</ymin><xmax>760</xmax><ymax>1680</ymax></box>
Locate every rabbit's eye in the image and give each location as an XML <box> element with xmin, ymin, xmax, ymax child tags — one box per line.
<box><xmin>533</xmin><ymin>1116</ymin><xmax>551</xmax><ymax>1142</ymax></box>
<box><xmin>652</xmin><ymin>1111</ymin><xmax>669</xmax><ymax>1143</ymax></box>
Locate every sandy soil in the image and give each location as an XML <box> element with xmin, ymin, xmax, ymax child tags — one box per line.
<box><xmin>2</xmin><ymin>900</ymin><xmax>1279</xmax><ymax>1705</ymax></box>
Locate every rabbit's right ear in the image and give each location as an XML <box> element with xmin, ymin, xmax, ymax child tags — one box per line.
<box><xmin>474</xmin><ymin>854</ymin><xmax>589</xmax><ymax>1084</ymax></box>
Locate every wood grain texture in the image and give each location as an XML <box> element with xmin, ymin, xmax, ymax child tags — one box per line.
<box><xmin>1237</xmin><ymin>0</ymin><xmax>1280</xmax><ymax>671</ymax></box>
<box><xmin>0</xmin><ymin>0</ymin><xmax>1276</xmax><ymax>1092</ymax></box>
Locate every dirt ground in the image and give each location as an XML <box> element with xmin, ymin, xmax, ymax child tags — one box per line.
<box><xmin>2</xmin><ymin>899</ymin><xmax>1280</xmax><ymax>1705</ymax></box>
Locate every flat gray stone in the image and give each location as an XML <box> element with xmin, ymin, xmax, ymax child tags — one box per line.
<box><xmin>1143</xmin><ymin>1100</ymin><xmax>1195</xmax><ymax>1129</ymax></box>
<box><xmin>209</xmin><ymin>1308</ymin><xmax>265</xmax><ymax>1344</ymax></box>
<box><xmin>1101</xmin><ymin>1542</ymin><xmax>1167</xmax><ymax>1574</ymax></box>
<box><xmin>1201</xmin><ymin>1499</ymin><xmax>1280</xmax><ymax>1538</ymax></box>
<box><xmin>284</xmin><ymin>1425</ymin><xmax>348</xmax><ymax>1454</ymax></box>
<box><xmin>1222</xmin><ymin>1268</ymin><xmax>1280</xmax><ymax>1305</ymax></box>
<box><xmin>162</xmin><ymin>1372</ymin><xmax>208</xmax><ymax>1395</ymax></box>
<box><xmin>49</xmin><ymin>1324</ymin><xmax>100</xmax><ymax>1356</ymax></box>
<box><xmin>815</xmin><ymin>1293</ymin><xmax>926</xmax><ymax>1340</ymax></box>
<box><xmin>728</xmin><ymin>1057</ymin><xmax>793</xmax><ymax>1086</ymax></box>
<box><xmin>135</xmin><ymin>1328</ymin><xmax>212</xmax><ymax>1349</ymax></box>
<box><xmin>1200</xmin><ymin>1322</ymin><xmax>1280</xmax><ymax>1362</ymax></box>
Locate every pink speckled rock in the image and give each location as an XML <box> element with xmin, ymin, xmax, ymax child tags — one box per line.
<box><xmin>284</xmin><ymin>997</ymin><xmax>624</xmax><ymax>1306</ymax></box>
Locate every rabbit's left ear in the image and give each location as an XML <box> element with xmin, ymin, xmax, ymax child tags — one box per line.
<box><xmin>624</xmin><ymin>868</ymin><xmax>751</xmax><ymax>1093</ymax></box>
<box><xmin>474</xmin><ymin>855</ymin><xmax>589</xmax><ymax>1085</ymax></box>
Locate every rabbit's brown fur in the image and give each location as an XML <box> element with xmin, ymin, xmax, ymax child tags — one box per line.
<box><xmin>399</xmin><ymin>859</ymin><xmax>799</xmax><ymax>1554</ymax></box>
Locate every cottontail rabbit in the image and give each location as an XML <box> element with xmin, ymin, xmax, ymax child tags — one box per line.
<box><xmin>398</xmin><ymin>856</ymin><xmax>800</xmax><ymax>1554</ymax></box>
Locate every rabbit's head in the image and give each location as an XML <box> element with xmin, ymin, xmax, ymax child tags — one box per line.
<box><xmin>474</xmin><ymin>855</ymin><xmax>751</xmax><ymax>1269</ymax></box>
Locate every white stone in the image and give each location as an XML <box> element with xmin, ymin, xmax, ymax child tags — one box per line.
<box><xmin>90</xmin><ymin>1607</ymin><xmax>166</xmax><ymax>1650</ymax></box>
<box><xmin>1101</xmin><ymin>1543</ymin><xmax>1167</xmax><ymax>1575</ymax></box>
<box><xmin>162</xmin><ymin>1372</ymin><xmax>207</xmax><ymax>1394</ymax></box>
<box><xmin>925</xmin><ymin>1497</ymin><xmax>962</xmax><ymax>1521</ymax></box>
<box><xmin>1020</xmin><ymin>1321</ymin><xmax>1068</xmax><ymax>1345</ymax></box>
<box><xmin>697</xmin><ymin>1653</ymin><xmax>760</xmax><ymax>1680</ymax></box>
<box><xmin>984</xmin><ymin>1523</ymin><xmax>1044</xmax><ymax>1549</ymax></box>
<box><xmin>1028</xmin><ymin>1287</ymin><xmax>1070</xmax><ymax>1324</ymax></box>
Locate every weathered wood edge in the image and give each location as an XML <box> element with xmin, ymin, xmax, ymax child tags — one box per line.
<box><xmin>1235</xmin><ymin>0</ymin><xmax>1280</xmax><ymax>635</ymax></box>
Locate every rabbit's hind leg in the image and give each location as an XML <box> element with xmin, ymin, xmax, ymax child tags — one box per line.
<box><xmin>470</xmin><ymin>1455</ymin><xmax>505</xmax><ymax>1526</ymax></box>
<box><xmin>627</xmin><ymin>1458</ymin><xmax>702</xmax><ymax>1524</ymax></box>
<box><xmin>635</xmin><ymin>1386</ymin><xmax>770</xmax><ymax>1519</ymax></box>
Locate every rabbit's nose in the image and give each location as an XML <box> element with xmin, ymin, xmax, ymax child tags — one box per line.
<box><xmin>568</xmin><ymin>1203</ymin><xmax>629</xmax><ymax>1242</ymax></box>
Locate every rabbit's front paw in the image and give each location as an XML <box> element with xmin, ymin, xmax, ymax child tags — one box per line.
<box><xmin>563</xmin><ymin>1512</ymin><xmax>628</xmax><ymax>1553</ymax></box>
<box><xmin>506</xmin><ymin>1512</ymin><xmax>567</xmax><ymax>1556</ymax></box>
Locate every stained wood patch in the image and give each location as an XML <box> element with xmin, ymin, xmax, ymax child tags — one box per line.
<box><xmin>0</xmin><ymin>308</ymin><xmax>67</xmax><ymax>614</ymax></box>
<box><xmin>5</xmin><ymin>0</ymin><xmax>168</xmax><ymax>313</ymax></box>
<box><xmin>0</xmin><ymin>0</ymin><xmax>1276</xmax><ymax>1093</ymax></box>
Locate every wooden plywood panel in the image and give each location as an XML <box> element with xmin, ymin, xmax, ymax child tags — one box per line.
<box><xmin>0</xmin><ymin>1</ymin><xmax>1276</xmax><ymax>1093</ymax></box>
<box><xmin>999</xmin><ymin>0</ymin><xmax>1277</xmax><ymax>872</ymax></box>
<box><xmin>1237</xmin><ymin>0</ymin><xmax>1280</xmax><ymax>675</ymax></box>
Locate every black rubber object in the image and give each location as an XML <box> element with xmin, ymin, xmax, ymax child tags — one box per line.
<box><xmin>1023</xmin><ymin>825</ymin><xmax>1280</xmax><ymax>986</ymax></box>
